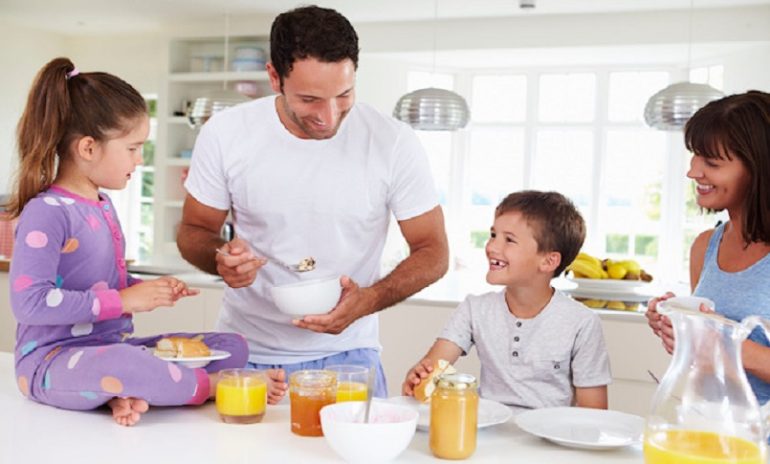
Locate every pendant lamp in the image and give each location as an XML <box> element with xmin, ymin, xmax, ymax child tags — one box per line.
<box><xmin>643</xmin><ymin>0</ymin><xmax>723</xmax><ymax>130</ymax></box>
<box><xmin>392</xmin><ymin>1</ymin><xmax>470</xmax><ymax>131</ymax></box>
<box><xmin>187</xmin><ymin>13</ymin><xmax>252</xmax><ymax>130</ymax></box>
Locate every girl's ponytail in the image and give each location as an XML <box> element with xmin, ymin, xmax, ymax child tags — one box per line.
<box><xmin>7</xmin><ymin>58</ymin><xmax>76</xmax><ymax>218</ymax></box>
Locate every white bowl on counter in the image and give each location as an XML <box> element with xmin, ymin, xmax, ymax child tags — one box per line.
<box><xmin>321</xmin><ymin>401</ymin><xmax>418</xmax><ymax>464</ymax></box>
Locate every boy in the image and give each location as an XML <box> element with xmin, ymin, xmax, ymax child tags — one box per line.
<box><xmin>403</xmin><ymin>191</ymin><xmax>611</xmax><ymax>409</ymax></box>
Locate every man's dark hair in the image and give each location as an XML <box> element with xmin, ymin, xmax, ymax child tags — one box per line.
<box><xmin>270</xmin><ymin>5</ymin><xmax>359</xmax><ymax>89</ymax></box>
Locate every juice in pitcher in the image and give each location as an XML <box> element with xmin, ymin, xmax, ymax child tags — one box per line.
<box><xmin>644</xmin><ymin>429</ymin><xmax>764</xmax><ymax>464</ymax></box>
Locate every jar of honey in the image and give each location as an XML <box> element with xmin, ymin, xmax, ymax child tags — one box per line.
<box><xmin>289</xmin><ymin>370</ymin><xmax>337</xmax><ymax>437</ymax></box>
<box><xmin>429</xmin><ymin>373</ymin><xmax>479</xmax><ymax>460</ymax></box>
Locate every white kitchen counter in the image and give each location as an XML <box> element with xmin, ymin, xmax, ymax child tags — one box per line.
<box><xmin>0</xmin><ymin>353</ymin><xmax>645</xmax><ymax>463</ymax></box>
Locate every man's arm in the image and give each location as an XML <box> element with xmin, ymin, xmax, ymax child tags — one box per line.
<box><xmin>369</xmin><ymin>205</ymin><xmax>449</xmax><ymax>311</ymax></box>
<box><xmin>295</xmin><ymin>205</ymin><xmax>449</xmax><ymax>334</ymax></box>
<box><xmin>177</xmin><ymin>195</ymin><xmax>265</xmax><ymax>288</ymax></box>
<box><xmin>177</xmin><ymin>194</ymin><xmax>229</xmax><ymax>275</ymax></box>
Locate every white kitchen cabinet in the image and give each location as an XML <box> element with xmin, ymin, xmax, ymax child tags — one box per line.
<box><xmin>0</xmin><ymin>266</ymin><xmax>671</xmax><ymax>416</ymax></box>
<box><xmin>132</xmin><ymin>285</ymin><xmax>224</xmax><ymax>337</ymax></box>
<box><xmin>153</xmin><ymin>35</ymin><xmax>272</xmax><ymax>261</ymax></box>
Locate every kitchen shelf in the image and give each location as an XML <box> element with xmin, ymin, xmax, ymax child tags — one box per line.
<box><xmin>152</xmin><ymin>34</ymin><xmax>271</xmax><ymax>265</ymax></box>
<box><xmin>169</xmin><ymin>71</ymin><xmax>269</xmax><ymax>82</ymax></box>
<box><xmin>166</xmin><ymin>158</ymin><xmax>191</xmax><ymax>167</ymax></box>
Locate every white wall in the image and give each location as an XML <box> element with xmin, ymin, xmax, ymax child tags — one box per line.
<box><xmin>1</xmin><ymin>5</ymin><xmax>769</xmax><ymax>195</ymax></box>
<box><xmin>0</xmin><ymin>20</ymin><xmax>66</xmax><ymax>194</ymax></box>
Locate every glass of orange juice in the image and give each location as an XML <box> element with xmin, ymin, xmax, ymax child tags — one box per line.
<box><xmin>215</xmin><ymin>369</ymin><xmax>267</xmax><ymax>424</ymax></box>
<box><xmin>326</xmin><ymin>364</ymin><xmax>369</xmax><ymax>402</ymax></box>
<box><xmin>289</xmin><ymin>370</ymin><xmax>337</xmax><ymax>436</ymax></box>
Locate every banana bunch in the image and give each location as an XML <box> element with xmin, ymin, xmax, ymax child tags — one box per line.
<box><xmin>566</xmin><ymin>252</ymin><xmax>653</xmax><ymax>282</ymax></box>
<box><xmin>575</xmin><ymin>298</ymin><xmax>640</xmax><ymax>311</ymax></box>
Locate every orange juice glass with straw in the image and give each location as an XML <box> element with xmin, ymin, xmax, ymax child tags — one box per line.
<box><xmin>326</xmin><ymin>365</ymin><xmax>369</xmax><ymax>402</ymax></box>
<box><xmin>216</xmin><ymin>369</ymin><xmax>267</xmax><ymax>424</ymax></box>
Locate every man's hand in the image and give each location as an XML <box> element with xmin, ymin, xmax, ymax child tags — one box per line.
<box><xmin>216</xmin><ymin>238</ymin><xmax>266</xmax><ymax>288</ymax></box>
<box><xmin>292</xmin><ymin>276</ymin><xmax>375</xmax><ymax>334</ymax></box>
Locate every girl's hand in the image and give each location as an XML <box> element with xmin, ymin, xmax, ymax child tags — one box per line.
<box><xmin>266</xmin><ymin>369</ymin><xmax>287</xmax><ymax>405</ymax></box>
<box><xmin>165</xmin><ymin>276</ymin><xmax>200</xmax><ymax>301</ymax></box>
<box><xmin>402</xmin><ymin>358</ymin><xmax>434</xmax><ymax>397</ymax></box>
<box><xmin>119</xmin><ymin>277</ymin><xmax>197</xmax><ymax>314</ymax></box>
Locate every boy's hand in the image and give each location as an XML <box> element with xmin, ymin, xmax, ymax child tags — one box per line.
<box><xmin>119</xmin><ymin>277</ymin><xmax>197</xmax><ymax>314</ymax></box>
<box><xmin>402</xmin><ymin>358</ymin><xmax>434</xmax><ymax>397</ymax></box>
<box><xmin>266</xmin><ymin>368</ymin><xmax>288</xmax><ymax>405</ymax></box>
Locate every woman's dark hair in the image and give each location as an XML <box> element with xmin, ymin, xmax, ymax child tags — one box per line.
<box><xmin>269</xmin><ymin>5</ymin><xmax>359</xmax><ymax>90</ymax></box>
<box><xmin>684</xmin><ymin>90</ymin><xmax>770</xmax><ymax>245</ymax></box>
<box><xmin>7</xmin><ymin>57</ymin><xmax>147</xmax><ymax>218</ymax></box>
<box><xmin>496</xmin><ymin>190</ymin><xmax>586</xmax><ymax>277</ymax></box>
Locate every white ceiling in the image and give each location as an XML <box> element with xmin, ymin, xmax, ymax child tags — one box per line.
<box><xmin>2</xmin><ymin>0</ymin><xmax>770</xmax><ymax>35</ymax></box>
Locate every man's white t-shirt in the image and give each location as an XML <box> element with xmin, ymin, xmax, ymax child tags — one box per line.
<box><xmin>184</xmin><ymin>95</ymin><xmax>439</xmax><ymax>364</ymax></box>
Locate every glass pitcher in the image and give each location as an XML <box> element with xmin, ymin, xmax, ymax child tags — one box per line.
<box><xmin>644</xmin><ymin>296</ymin><xmax>770</xmax><ymax>464</ymax></box>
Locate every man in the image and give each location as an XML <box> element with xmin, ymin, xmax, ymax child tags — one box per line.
<box><xmin>177</xmin><ymin>5</ymin><xmax>448</xmax><ymax>397</ymax></box>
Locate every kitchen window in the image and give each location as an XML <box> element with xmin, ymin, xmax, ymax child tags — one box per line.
<box><xmin>105</xmin><ymin>95</ymin><xmax>157</xmax><ymax>262</ymax></box>
<box><xmin>382</xmin><ymin>67</ymin><xmax>720</xmax><ymax>290</ymax></box>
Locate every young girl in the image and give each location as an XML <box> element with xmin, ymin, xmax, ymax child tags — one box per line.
<box><xmin>6</xmin><ymin>58</ymin><xmax>279</xmax><ymax>426</ymax></box>
<box><xmin>646</xmin><ymin>90</ymin><xmax>770</xmax><ymax>405</ymax></box>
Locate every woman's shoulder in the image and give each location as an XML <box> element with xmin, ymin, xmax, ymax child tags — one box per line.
<box><xmin>692</xmin><ymin>228</ymin><xmax>716</xmax><ymax>252</ymax></box>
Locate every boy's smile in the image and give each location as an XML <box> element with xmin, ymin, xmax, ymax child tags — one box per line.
<box><xmin>485</xmin><ymin>211</ymin><xmax>544</xmax><ymax>286</ymax></box>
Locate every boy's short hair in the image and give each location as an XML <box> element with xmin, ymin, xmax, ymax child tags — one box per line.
<box><xmin>495</xmin><ymin>190</ymin><xmax>586</xmax><ymax>277</ymax></box>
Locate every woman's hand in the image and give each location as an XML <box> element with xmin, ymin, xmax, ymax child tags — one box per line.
<box><xmin>646</xmin><ymin>292</ymin><xmax>676</xmax><ymax>354</ymax></box>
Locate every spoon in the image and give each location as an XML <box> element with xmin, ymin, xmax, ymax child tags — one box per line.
<box><xmin>215</xmin><ymin>248</ymin><xmax>315</xmax><ymax>273</ymax></box>
<box><xmin>363</xmin><ymin>365</ymin><xmax>375</xmax><ymax>423</ymax></box>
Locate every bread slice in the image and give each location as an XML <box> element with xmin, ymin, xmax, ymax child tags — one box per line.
<box><xmin>414</xmin><ymin>359</ymin><xmax>456</xmax><ymax>402</ymax></box>
<box><xmin>154</xmin><ymin>336</ymin><xmax>211</xmax><ymax>358</ymax></box>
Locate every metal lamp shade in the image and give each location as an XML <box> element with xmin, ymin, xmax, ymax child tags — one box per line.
<box><xmin>187</xmin><ymin>89</ymin><xmax>251</xmax><ymax>130</ymax></box>
<box><xmin>393</xmin><ymin>87</ymin><xmax>470</xmax><ymax>131</ymax></box>
<box><xmin>644</xmin><ymin>82</ymin><xmax>724</xmax><ymax>131</ymax></box>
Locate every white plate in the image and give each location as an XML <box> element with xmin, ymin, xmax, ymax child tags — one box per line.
<box><xmin>156</xmin><ymin>349</ymin><xmax>231</xmax><ymax>368</ymax></box>
<box><xmin>514</xmin><ymin>407</ymin><xmax>644</xmax><ymax>450</ymax></box>
<box><xmin>386</xmin><ymin>396</ymin><xmax>512</xmax><ymax>431</ymax></box>
<box><xmin>568</xmin><ymin>277</ymin><xmax>651</xmax><ymax>292</ymax></box>
<box><xmin>566</xmin><ymin>287</ymin><xmax>652</xmax><ymax>302</ymax></box>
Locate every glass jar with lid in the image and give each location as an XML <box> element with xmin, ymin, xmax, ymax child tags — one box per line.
<box><xmin>429</xmin><ymin>372</ymin><xmax>479</xmax><ymax>460</ymax></box>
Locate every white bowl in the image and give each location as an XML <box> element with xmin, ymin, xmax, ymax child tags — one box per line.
<box><xmin>270</xmin><ymin>277</ymin><xmax>342</xmax><ymax>316</ymax></box>
<box><xmin>321</xmin><ymin>401</ymin><xmax>417</xmax><ymax>464</ymax></box>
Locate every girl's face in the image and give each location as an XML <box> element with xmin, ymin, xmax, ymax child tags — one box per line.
<box><xmin>485</xmin><ymin>211</ymin><xmax>549</xmax><ymax>287</ymax></box>
<box><xmin>687</xmin><ymin>152</ymin><xmax>751</xmax><ymax>213</ymax></box>
<box><xmin>89</xmin><ymin>115</ymin><xmax>149</xmax><ymax>190</ymax></box>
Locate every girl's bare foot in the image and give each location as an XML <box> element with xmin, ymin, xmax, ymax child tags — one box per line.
<box><xmin>267</xmin><ymin>368</ymin><xmax>287</xmax><ymax>404</ymax></box>
<box><xmin>108</xmin><ymin>397</ymin><xmax>149</xmax><ymax>426</ymax></box>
